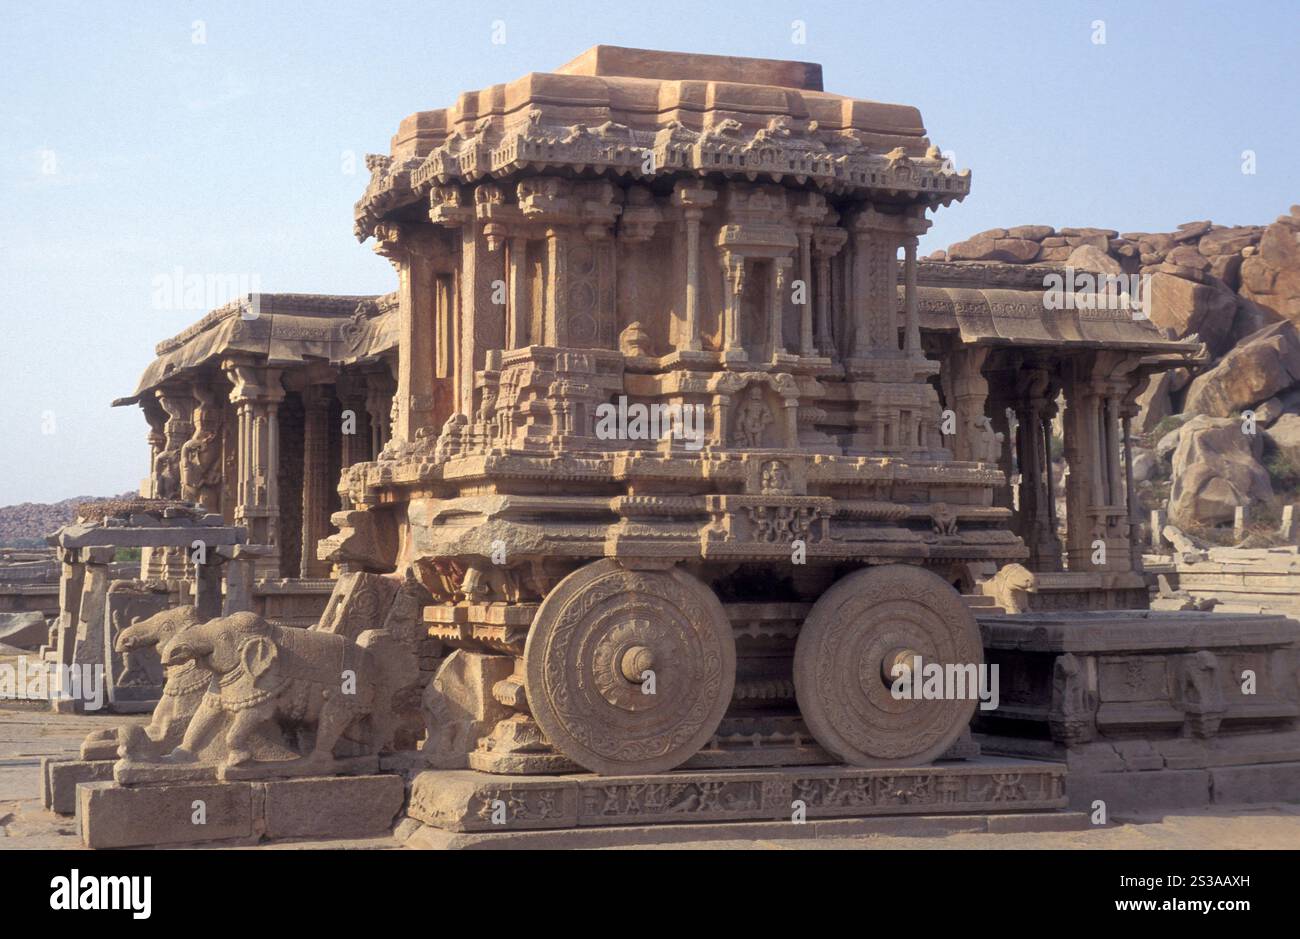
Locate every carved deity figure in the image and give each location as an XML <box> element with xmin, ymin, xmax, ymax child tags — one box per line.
<box><xmin>734</xmin><ymin>386</ymin><xmax>773</xmax><ymax>448</ymax></box>
<box><xmin>760</xmin><ymin>460</ymin><xmax>792</xmax><ymax>494</ymax></box>
<box><xmin>180</xmin><ymin>402</ymin><xmax>223</xmax><ymax>509</ymax></box>
<box><xmin>153</xmin><ymin>449</ymin><xmax>180</xmax><ymax>500</ymax></box>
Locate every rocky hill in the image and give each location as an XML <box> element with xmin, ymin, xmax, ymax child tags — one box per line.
<box><xmin>938</xmin><ymin>205</ymin><xmax>1300</xmax><ymax>544</ymax></box>
<box><xmin>0</xmin><ymin>493</ymin><xmax>136</xmax><ymax>547</ymax></box>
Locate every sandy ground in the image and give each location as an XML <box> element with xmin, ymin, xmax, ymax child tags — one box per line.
<box><xmin>3</xmin><ymin>693</ymin><xmax>1298</xmax><ymax>850</ymax></box>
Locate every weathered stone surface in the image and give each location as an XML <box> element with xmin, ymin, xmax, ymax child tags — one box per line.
<box><xmin>1168</xmin><ymin>416</ymin><xmax>1271</xmax><ymax>526</ymax></box>
<box><xmin>1148</xmin><ymin>271</ymin><xmax>1237</xmax><ymax>354</ymax></box>
<box><xmin>404</xmin><ymin>810</ymin><xmax>1089</xmax><ymax>848</ymax></box>
<box><xmin>79</xmin><ymin>779</ymin><xmax>255</xmax><ymax>848</ymax></box>
<box><xmin>1134</xmin><ymin>371</ymin><xmax>1175</xmax><ymax>435</ymax></box>
<box><xmin>76</xmin><ymin>774</ymin><xmax>402</xmax><ymax>847</ymax></box>
<box><xmin>1156</xmin><ymin>417</ymin><xmax>1191</xmax><ymax>461</ymax></box>
<box><xmin>1253</xmin><ymin>395</ymin><xmax>1286</xmax><ymax>425</ymax></box>
<box><xmin>1173</xmin><ymin>220</ymin><xmax>1213</xmax><ymax>242</ymax></box>
<box><xmin>1241</xmin><ymin>211</ymin><xmax>1300</xmax><ymax>321</ymax></box>
<box><xmin>406</xmin><ymin>759</ymin><xmax>1067</xmax><ymax>832</ymax></box>
<box><xmin>262</xmin><ymin>774</ymin><xmax>404</xmax><ymax>839</ymax></box>
<box><xmin>1231</xmin><ymin>295</ymin><xmax>1285</xmax><ymax>345</ymax></box>
<box><xmin>0</xmin><ymin>610</ymin><xmax>48</xmax><ymax>650</ymax></box>
<box><xmin>1264</xmin><ymin>413</ymin><xmax>1300</xmax><ymax>465</ymax></box>
<box><xmin>1199</xmin><ymin>226</ymin><xmax>1261</xmax><ymax>257</ymax></box>
<box><xmin>42</xmin><ymin>757</ymin><xmax>114</xmax><ymax>815</ymax></box>
<box><xmin>420</xmin><ymin>650</ymin><xmax>515</xmax><ymax>769</ymax></box>
<box><xmin>1184</xmin><ymin>321</ymin><xmax>1300</xmax><ymax>416</ymax></box>
<box><xmin>1061</xmin><ymin>227</ymin><xmax>1119</xmax><ymax>239</ymax></box>
<box><xmin>947</xmin><ymin>233</ymin><xmax>1040</xmax><ymax>262</ymax></box>
<box><xmin>1065</xmin><ymin>244</ymin><xmax>1121</xmax><ymax>276</ymax></box>
<box><xmin>1130</xmin><ymin>447</ymin><xmax>1156</xmax><ymax>483</ymax></box>
<box><xmin>1166</xmin><ymin>245</ymin><xmax>1211</xmax><ymax>272</ymax></box>
<box><xmin>1006</xmin><ymin>224</ymin><xmax>1054</xmax><ymax>241</ymax></box>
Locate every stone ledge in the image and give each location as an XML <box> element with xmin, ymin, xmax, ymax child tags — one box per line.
<box><xmin>407</xmin><ymin>757</ymin><xmax>1068</xmax><ymax>833</ymax></box>
<box><xmin>76</xmin><ymin>774</ymin><xmax>405</xmax><ymax>848</ymax></box>
<box><xmin>403</xmin><ymin>810</ymin><xmax>1091</xmax><ymax>849</ymax></box>
<box><xmin>42</xmin><ymin>757</ymin><xmax>114</xmax><ymax>815</ymax></box>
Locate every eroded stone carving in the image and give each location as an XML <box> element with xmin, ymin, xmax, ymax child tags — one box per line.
<box><xmin>118</xmin><ymin>612</ymin><xmax>416</xmax><ymax>781</ymax></box>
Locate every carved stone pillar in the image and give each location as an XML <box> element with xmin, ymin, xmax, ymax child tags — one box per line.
<box><xmin>180</xmin><ymin>384</ymin><xmax>224</xmax><ymax>513</ymax></box>
<box><xmin>374</xmin><ymin>222</ymin><xmax>441</xmax><ymax>444</ymax></box>
<box><xmin>672</xmin><ymin>184</ymin><xmax>716</xmax><ymax>353</ymax></box>
<box><xmin>903</xmin><ymin>236</ymin><xmax>921</xmax><ymax>355</ymax></box>
<box><xmin>720</xmin><ymin>251</ymin><xmax>747</xmax><ymax>357</ymax></box>
<box><xmin>335</xmin><ymin>372</ymin><xmax>370</xmax><ymax>469</ymax></box>
<box><xmin>364</xmin><ymin>369</ymin><xmax>396</xmax><ymax>458</ymax></box>
<box><xmin>1061</xmin><ymin>361</ymin><xmax>1098</xmax><ymax>571</ymax></box>
<box><xmin>1016</xmin><ymin>367</ymin><xmax>1064</xmax><ymax>572</ymax></box>
<box><xmin>299</xmin><ymin>384</ymin><xmax>332</xmax><ymax>579</ymax></box>
<box><xmin>148</xmin><ymin>383</ymin><xmax>197</xmax><ymax>580</ymax></box>
<box><xmin>544</xmin><ymin>227</ymin><xmax>567</xmax><ymax>347</ymax></box>
<box><xmin>813</xmin><ymin>226</ymin><xmax>846</xmax><ymax>357</ymax></box>
<box><xmin>942</xmin><ymin>347</ymin><xmax>990</xmax><ymax>463</ymax></box>
<box><xmin>851</xmin><ymin>226</ymin><xmax>872</xmax><ymax>357</ymax></box>
<box><xmin>153</xmin><ymin>383</ymin><xmax>195</xmax><ymax>501</ymax></box>
<box><xmin>224</xmin><ymin>359</ymin><xmax>284</xmax><ymax>579</ymax></box>
<box><xmin>508</xmin><ymin>234</ymin><xmax>529</xmax><ymax>349</ymax></box>
<box><xmin>796</xmin><ymin>226</ymin><xmax>814</xmax><ymax>355</ymax></box>
<box><xmin>770</xmin><ymin>256</ymin><xmax>792</xmax><ymax>358</ymax></box>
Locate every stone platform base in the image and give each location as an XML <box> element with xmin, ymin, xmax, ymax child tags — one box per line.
<box><xmin>406</xmin><ymin>757</ymin><xmax>1067</xmax><ymax>834</ymax></box>
<box><xmin>42</xmin><ymin>757</ymin><xmax>114</xmax><ymax>815</ymax></box>
<box><xmin>981</xmin><ymin>734</ymin><xmax>1300</xmax><ymax>813</ymax></box>
<box><xmin>76</xmin><ymin>773</ymin><xmax>405</xmax><ymax>848</ymax></box>
<box><xmin>404</xmin><ymin>810</ymin><xmax>1091</xmax><ymax>849</ymax></box>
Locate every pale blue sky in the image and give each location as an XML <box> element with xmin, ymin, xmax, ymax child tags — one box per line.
<box><xmin>1</xmin><ymin>0</ymin><xmax>1296</xmax><ymax>505</ymax></box>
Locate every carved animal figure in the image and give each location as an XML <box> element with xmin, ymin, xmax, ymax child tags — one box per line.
<box><xmin>981</xmin><ymin>563</ymin><xmax>1038</xmax><ymax>614</ymax></box>
<box><xmin>81</xmin><ymin>606</ymin><xmax>209</xmax><ymax>761</ymax></box>
<box><xmin>158</xmin><ymin>612</ymin><xmax>409</xmax><ymax>776</ymax></box>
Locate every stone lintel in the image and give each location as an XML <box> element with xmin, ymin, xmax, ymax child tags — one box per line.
<box><xmin>56</xmin><ymin>527</ymin><xmax>247</xmax><ymax>549</ymax></box>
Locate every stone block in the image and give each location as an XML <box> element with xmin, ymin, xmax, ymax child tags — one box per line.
<box><xmin>78</xmin><ymin>780</ymin><xmax>256</xmax><ymax>848</ymax></box>
<box><xmin>76</xmin><ymin>773</ymin><xmax>405</xmax><ymax>848</ymax></box>
<box><xmin>1066</xmin><ymin>769</ymin><xmax>1211</xmax><ymax>814</ymax></box>
<box><xmin>1210</xmin><ymin>762</ymin><xmax>1300</xmax><ymax>804</ymax></box>
<box><xmin>43</xmin><ymin>757</ymin><xmax>115</xmax><ymax>815</ymax></box>
<box><xmin>262</xmin><ymin>774</ymin><xmax>405</xmax><ymax>839</ymax></box>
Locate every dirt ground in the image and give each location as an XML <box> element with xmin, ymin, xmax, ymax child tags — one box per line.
<box><xmin>3</xmin><ymin>695</ymin><xmax>1298</xmax><ymax>851</ymax></box>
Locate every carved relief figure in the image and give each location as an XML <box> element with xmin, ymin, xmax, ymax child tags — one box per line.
<box><xmin>153</xmin><ymin>449</ymin><xmax>180</xmax><ymax>500</ymax></box>
<box><xmin>619</xmin><ymin>321</ymin><xmax>654</xmax><ymax>357</ymax></box>
<box><xmin>82</xmin><ymin>606</ymin><xmax>209</xmax><ymax>761</ymax></box>
<box><xmin>733</xmin><ymin>386</ymin><xmax>773</xmax><ymax>448</ymax></box>
<box><xmin>180</xmin><ymin>399</ymin><xmax>223</xmax><ymax>509</ymax></box>
<box><xmin>153</xmin><ymin>611</ymin><xmax>413</xmax><ymax>778</ymax></box>
<box><xmin>970</xmin><ymin>414</ymin><xmax>1004</xmax><ymax>464</ymax></box>
<box><xmin>981</xmin><ymin>563</ymin><xmax>1038</xmax><ymax>613</ymax></box>
<box><xmin>760</xmin><ymin>459</ymin><xmax>792</xmax><ymax>494</ymax></box>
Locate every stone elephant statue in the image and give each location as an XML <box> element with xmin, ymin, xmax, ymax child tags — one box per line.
<box><xmin>82</xmin><ymin>606</ymin><xmax>209</xmax><ymax>761</ymax></box>
<box><xmin>157</xmin><ymin>611</ymin><xmax>413</xmax><ymax>779</ymax></box>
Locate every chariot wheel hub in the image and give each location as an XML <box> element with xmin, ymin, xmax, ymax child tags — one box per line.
<box><xmin>523</xmin><ymin>560</ymin><xmax>735</xmax><ymax>776</ymax></box>
<box><xmin>793</xmin><ymin>564</ymin><xmax>983</xmax><ymax>767</ymax></box>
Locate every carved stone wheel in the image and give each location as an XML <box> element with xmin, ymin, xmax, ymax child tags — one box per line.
<box><xmin>793</xmin><ymin>564</ymin><xmax>982</xmax><ymax>767</ymax></box>
<box><xmin>523</xmin><ymin>560</ymin><xmax>736</xmax><ymax>776</ymax></box>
